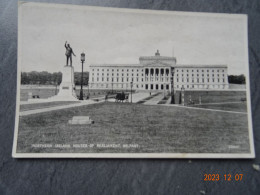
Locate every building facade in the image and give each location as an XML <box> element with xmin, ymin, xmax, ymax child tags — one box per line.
<box><xmin>89</xmin><ymin>50</ymin><xmax>229</xmax><ymax>91</ymax></box>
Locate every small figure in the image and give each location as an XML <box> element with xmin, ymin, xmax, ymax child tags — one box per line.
<box><xmin>65</xmin><ymin>41</ymin><xmax>76</xmax><ymax>66</ymax></box>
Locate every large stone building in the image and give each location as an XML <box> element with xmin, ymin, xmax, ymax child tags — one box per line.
<box><xmin>89</xmin><ymin>50</ymin><xmax>229</xmax><ymax>92</ymax></box>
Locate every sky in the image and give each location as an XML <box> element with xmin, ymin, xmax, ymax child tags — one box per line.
<box><xmin>19</xmin><ymin>2</ymin><xmax>248</xmax><ymax>75</ymax></box>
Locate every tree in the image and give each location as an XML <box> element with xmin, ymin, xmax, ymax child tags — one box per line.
<box><xmin>228</xmin><ymin>74</ymin><xmax>246</xmax><ymax>84</ymax></box>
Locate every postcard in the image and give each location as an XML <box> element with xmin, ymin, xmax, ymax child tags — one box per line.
<box><xmin>13</xmin><ymin>2</ymin><xmax>255</xmax><ymax>158</ymax></box>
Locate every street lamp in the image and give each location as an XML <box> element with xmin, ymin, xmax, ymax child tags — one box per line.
<box><xmin>79</xmin><ymin>52</ymin><xmax>85</xmax><ymax>100</ymax></box>
<box><xmin>130</xmin><ymin>81</ymin><xmax>133</xmax><ymax>103</ymax></box>
<box><xmin>181</xmin><ymin>85</ymin><xmax>185</xmax><ymax>106</ymax></box>
<box><xmin>171</xmin><ymin>68</ymin><xmax>175</xmax><ymax>104</ymax></box>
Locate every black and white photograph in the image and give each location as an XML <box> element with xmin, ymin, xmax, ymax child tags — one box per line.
<box><xmin>12</xmin><ymin>1</ymin><xmax>255</xmax><ymax>158</ymax></box>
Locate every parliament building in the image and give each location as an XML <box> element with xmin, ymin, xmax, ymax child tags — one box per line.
<box><xmin>89</xmin><ymin>50</ymin><xmax>229</xmax><ymax>92</ymax></box>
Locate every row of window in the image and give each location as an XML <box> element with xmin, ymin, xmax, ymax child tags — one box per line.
<box><xmin>91</xmin><ymin>83</ymin><xmax>226</xmax><ymax>90</ymax></box>
<box><xmin>92</xmin><ymin>68</ymin><xmax>226</xmax><ymax>73</ymax></box>
<box><xmin>92</xmin><ymin>68</ymin><xmax>143</xmax><ymax>72</ymax></box>
<box><xmin>93</xmin><ymin>73</ymin><xmax>144</xmax><ymax>77</ymax></box>
<box><xmin>92</xmin><ymin>83</ymin><xmax>143</xmax><ymax>88</ymax></box>
<box><xmin>176</xmin><ymin>78</ymin><xmax>225</xmax><ymax>83</ymax></box>
<box><xmin>92</xmin><ymin>77</ymin><xmax>171</xmax><ymax>82</ymax></box>
<box><xmin>176</xmin><ymin>69</ymin><xmax>225</xmax><ymax>73</ymax></box>
<box><xmin>176</xmin><ymin>74</ymin><xmax>225</xmax><ymax>77</ymax></box>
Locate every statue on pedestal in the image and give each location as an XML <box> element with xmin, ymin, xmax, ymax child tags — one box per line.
<box><xmin>65</xmin><ymin>41</ymin><xmax>76</xmax><ymax>66</ymax></box>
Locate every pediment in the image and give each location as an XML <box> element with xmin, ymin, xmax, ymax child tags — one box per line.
<box><xmin>144</xmin><ymin>60</ymin><xmax>172</xmax><ymax>67</ymax></box>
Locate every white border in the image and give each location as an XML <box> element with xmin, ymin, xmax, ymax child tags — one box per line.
<box><xmin>12</xmin><ymin>1</ymin><xmax>255</xmax><ymax>159</ymax></box>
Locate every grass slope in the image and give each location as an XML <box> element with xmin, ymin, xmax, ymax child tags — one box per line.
<box><xmin>17</xmin><ymin>102</ymin><xmax>250</xmax><ymax>154</ymax></box>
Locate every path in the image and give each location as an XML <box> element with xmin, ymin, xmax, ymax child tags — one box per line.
<box><xmin>106</xmin><ymin>92</ymin><xmax>152</xmax><ymax>103</ymax></box>
<box><xmin>158</xmin><ymin>104</ymin><xmax>247</xmax><ymax>115</ymax></box>
<box><xmin>144</xmin><ymin>93</ymin><xmax>164</xmax><ymax>105</ymax></box>
<box><xmin>20</xmin><ymin>100</ymin><xmax>102</xmax><ymax>116</ymax></box>
<box><xmin>192</xmin><ymin>101</ymin><xmax>244</xmax><ymax>106</ymax></box>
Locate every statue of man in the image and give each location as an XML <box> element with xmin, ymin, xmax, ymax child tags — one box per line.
<box><xmin>65</xmin><ymin>41</ymin><xmax>76</xmax><ymax>66</ymax></box>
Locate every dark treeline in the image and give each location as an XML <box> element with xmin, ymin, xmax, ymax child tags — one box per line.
<box><xmin>228</xmin><ymin>74</ymin><xmax>246</xmax><ymax>84</ymax></box>
<box><xmin>21</xmin><ymin>71</ymin><xmax>89</xmax><ymax>85</ymax></box>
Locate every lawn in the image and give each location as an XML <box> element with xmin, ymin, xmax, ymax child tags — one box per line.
<box><xmin>17</xmin><ymin>102</ymin><xmax>250</xmax><ymax>154</ymax></box>
<box><xmin>175</xmin><ymin>90</ymin><xmax>246</xmax><ymax>104</ymax></box>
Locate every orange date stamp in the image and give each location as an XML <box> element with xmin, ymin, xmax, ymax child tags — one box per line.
<box><xmin>204</xmin><ymin>174</ymin><xmax>243</xmax><ymax>181</ymax></box>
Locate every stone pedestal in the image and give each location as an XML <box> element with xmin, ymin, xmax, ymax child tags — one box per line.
<box><xmin>48</xmin><ymin>65</ymin><xmax>78</xmax><ymax>101</ymax></box>
<box><xmin>68</xmin><ymin>116</ymin><xmax>94</xmax><ymax>125</ymax></box>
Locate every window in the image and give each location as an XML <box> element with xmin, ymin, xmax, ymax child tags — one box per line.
<box><xmin>197</xmin><ymin>78</ymin><xmax>199</xmax><ymax>82</ymax></box>
<box><xmin>122</xmin><ymin>78</ymin><xmax>124</xmax><ymax>82</ymax></box>
<box><xmin>197</xmin><ymin>70</ymin><xmax>199</xmax><ymax>72</ymax></box>
<box><xmin>132</xmin><ymin>69</ymin><xmax>134</xmax><ymax>72</ymax></box>
<box><xmin>102</xmin><ymin>78</ymin><xmax>104</xmax><ymax>81</ymax></box>
<box><xmin>187</xmin><ymin>78</ymin><xmax>189</xmax><ymax>82</ymax></box>
<box><xmin>137</xmin><ymin>78</ymin><xmax>138</xmax><ymax>82</ymax></box>
<box><xmin>223</xmin><ymin>79</ymin><xmax>225</xmax><ymax>82</ymax></box>
<box><xmin>202</xmin><ymin>70</ymin><xmax>204</xmax><ymax>72</ymax></box>
<box><xmin>187</xmin><ymin>74</ymin><xmax>189</xmax><ymax>77</ymax></box>
<box><xmin>97</xmin><ymin>69</ymin><xmax>99</xmax><ymax>71</ymax></box>
<box><xmin>97</xmin><ymin>78</ymin><xmax>99</xmax><ymax>81</ymax></box>
<box><xmin>137</xmin><ymin>74</ymin><xmax>138</xmax><ymax>76</ymax></box>
<box><xmin>187</xmin><ymin>70</ymin><xmax>189</xmax><ymax>72</ymax></box>
<box><xmin>202</xmin><ymin>79</ymin><xmax>204</xmax><ymax>83</ymax></box>
<box><xmin>107</xmin><ymin>78</ymin><xmax>109</xmax><ymax>81</ymax></box>
<box><xmin>92</xmin><ymin>78</ymin><xmax>94</xmax><ymax>82</ymax></box>
<box><xmin>117</xmin><ymin>78</ymin><xmax>119</xmax><ymax>82</ymax></box>
<box><xmin>92</xmin><ymin>69</ymin><xmax>94</xmax><ymax>71</ymax></box>
<box><xmin>122</xmin><ymin>74</ymin><xmax>124</xmax><ymax>76</ymax></box>
<box><xmin>213</xmin><ymin>79</ymin><xmax>215</xmax><ymax>82</ymax></box>
<box><xmin>102</xmin><ymin>69</ymin><xmax>104</xmax><ymax>71</ymax></box>
<box><xmin>127</xmin><ymin>78</ymin><xmax>129</xmax><ymax>82</ymax></box>
<box><xmin>102</xmin><ymin>73</ymin><xmax>104</xmax><ymax>76</ymax></box>
<box><xmin>117</xmin><ymin>69</ymin><xmax>119</xmax><ymax>71</ymax></box>
<box><xmin>177</xmin><ymin>78</ymin><xmax>179</xmax><ymax>82</ymax></box>
<box><xmin>112</xmin><ymin>69</ymin><xmax>114</xmax><ymax>71</ymax></box>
